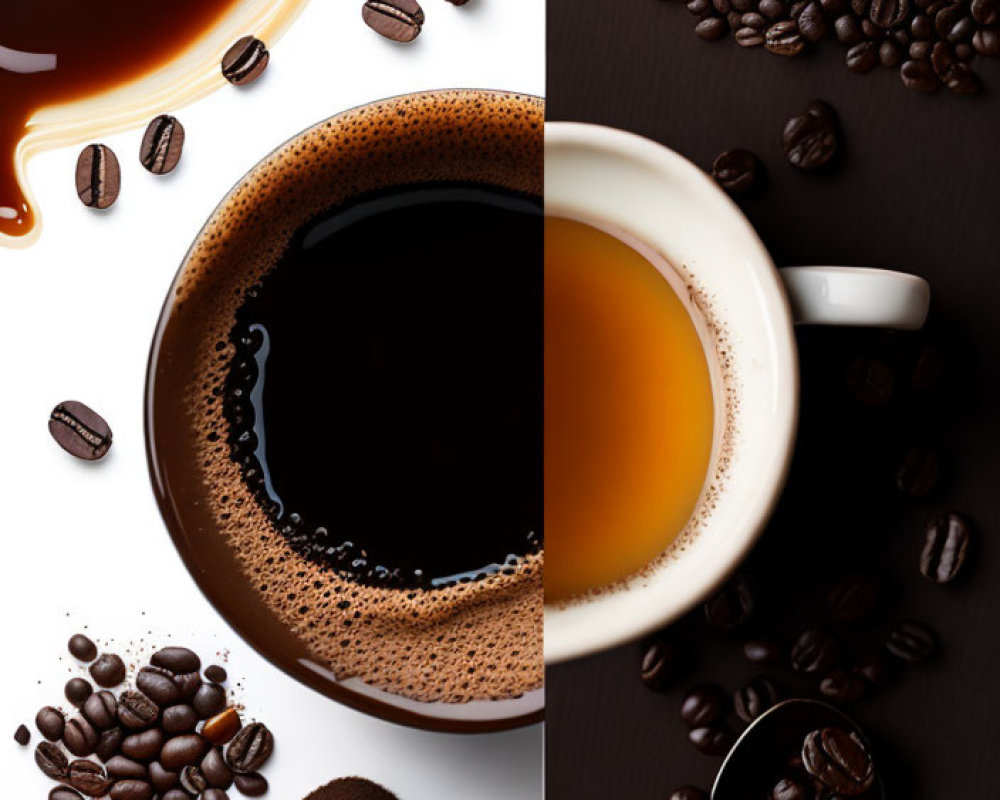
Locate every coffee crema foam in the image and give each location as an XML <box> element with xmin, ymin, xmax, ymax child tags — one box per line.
<box><xmin>151</xmin><ymin>91</ymin><xmax>543</xmax><ymax>704</ymax></box>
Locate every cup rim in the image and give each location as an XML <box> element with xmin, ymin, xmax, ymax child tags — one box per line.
<box><xmin>543</xmin><ymin>122</ymin><xmax>800</xmax><ymax>663</ymax></box>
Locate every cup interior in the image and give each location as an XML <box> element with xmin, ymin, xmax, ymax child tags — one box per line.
<box><xmin>543</xmin><ymin>123</ymin><xmax>799</xmax><ymax>664</ymax></box>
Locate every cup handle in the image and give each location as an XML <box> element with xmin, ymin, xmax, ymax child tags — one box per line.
<box><xmin>778</xmin><ymin>266</ymin><xmax>930</xmax><ymax>330</ymax></box>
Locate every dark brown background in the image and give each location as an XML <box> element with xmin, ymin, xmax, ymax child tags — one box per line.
<box><xmin>546</xmin><ymin>2</ymin><xmax>1000</xmax><ymax>797</ymax></box>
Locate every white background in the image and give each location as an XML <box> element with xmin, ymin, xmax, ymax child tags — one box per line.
<box><xmin>0</xmin><ymin>1</ymin><xmax>544</xmax><ymax>796</ymax></box>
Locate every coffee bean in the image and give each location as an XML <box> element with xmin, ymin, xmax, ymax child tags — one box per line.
<box><xmin>845</xmin><ymin>356</ymin><xmax>894</xmax><ymax>405</ymax></box>
<box><xmin>174</xmin><ymin>671</ymin><xmax>204</xmax><ymax>701</ymax></box>
<box><xmin>792</xmin><ymin>628</ymin><xmax>842</xmax><ymax>674</ymax></box>
<box><xmin>783</xmin><ymin>100</ymin><xmax>838</xmax><ymax>170</ymax></box>
<box><xmin>69</xmin><ymin>758</ymin><xmax>112</xmax><ymax>796</ymax></box>
<box><xmin>669</xmin><ymin>788</ymin><xmax>709</xmax><ymax>800</ymax></box>
<box><xmin>95</xmin><ymin>727</ymin><xmax>124</xmax><ymax>762</ymax></box>
<box><xmin>711</xmin><ymin>149</ymin><xmax>761</xmax><ymax>194</ymax></box>
<box><xmin>886</xmin><ymin>619</ymin><xmax>937</xmax><ymax>661</ymax></box>
<box><xmin>14</xmin><ymin>723</ymin><xmax>30</xmax><ymax>745</ymax></box>
<box><xmin>233</xmin><ymin>773</ymin><xmax>269</xmax><ymax>797</ymax></box>
<box><xmin>867</xmin><ymin>0</ymin><xmax>909</xmax><ymax>26</ymax></box>
<box><xmin>972</xmin><ymin>0</ymin><xmax>999</xmax><ymax>22</ymax></box>
<box><xmin>109</xmin><ymin>779</ymin><xmax>154</xmax><ymax>800</ymax></box>
<box><xmin>36</xmin><ymin>741</ymin><xmax>70</xmax><ymax>780</ymax></box>
<box><xmin>50</xmin><ymin>789</ymin><xmax>84</xmax><ymax>800</ymax></box>
<box><xmin>972</xmin><ymin>26</ymin><xmax>1000</xmax><ymax>54</ymax></box>
<box><xmin>819</xmin><ymin>669</ymin><xmax>867</xmax><ymax>703</ymax></box>
<box><xmin>362</xmin><ymin>0</ymin><xmax>424</xmax><ymax>42</ymax></box>
<box><xmin>728</xmin><ymin>10</ymin><xmax>744</xmax><ymax>28</ymax></box>
<box><xmin>734</xmin><ymin>676</ymin><xmax>781</xmax><ymax>722</ymax></box>
<box><xmin>895</xmin><ymin>445</ymin><xmax>941</xmax><ymax>498</ymax></box>
<box><xmin>137</xmin><ymin>666</ymin><xmax>182</xmax><ymax>707</ymax></box>
<box><xmin>140</xmin><ymin>115</ymin><xmax>185</xmax><ymax>175</ymax></box>
<box><xmin>879</xmin><ymin>38</ymin><xmax>903</xmax><ymax>65</ymax></box>
<box><xmin>149</xmin><ymin>761</ymin><xmax>180</xmax><ymax>794</ymax></box>
<box><xmin>202</xmin><ymin>746</ymin><xmax>235</xmax><ymax>788</ymax></box>
<box><xmin>64</xmin><ymin>716</ymin><xmax>99</xmax><ymax>757</ymax></box>
<box><xmin>107</xmin><ymin>754</ymin><xmax>149</xmax><ymax>780</ymax></box>
<box><xmin>846</xmin><ymin>40</ymin><xmax>879</xmax><ymax>71</ymax></box>
<box><xmin>203</xmin><ymin>790</ymin><xmax>230</xmax><ymax>800</ymax></box>
<box><xmin>743</xmin><ymin>637</ymin><xmax>785</xmax><ymax>665</ymax></box>
<box><xmin>181</xmin><ymin>765</ymin><xmax>209</xmax><ymax>794</ymax></box>
<box><xmin>83</xmin><ymin>691</ymin><xmax>118</xmax><ymax>730</ymax></box>
<box><xmin>900</xmin><ymin>58</ymin><xmax>942</xmax><ymax>91</ymax></box>
<box><xmin>225</xmin><ymin>722</ymin><xmax>274</xmax><ymax>773</ymax></box>
<box><xmin>759</xmin><ymin>0</ymin><xmax>786</xmax><ymax>19</ymax></box>
<box><xmin>50</xmin><ymin>401</ymin><xmax>113</xmax><ymax>461</ymax></box>
<box><xmin>798</xmin><ymin>2</ymin><xmax>829</xmax><ymax>39</ymax></box>
<box><xmin>771</xmin><ymin>774</ymin><xmax>813</xmax><ymax>800</ymax></box>
<box><xmin>75</xmin><ymin>144</ymin><xmax>121</xmax><ymax>209</ymax></box>
<box><xmin>65</xmin><ymin>677</ymin><xmax>94</xmax><ymax>707</ymax></box>
<box><xmin>36</xmin><ymin>706</ymin><xmax>66</xmax><ymax>741</ymax></box>
<box><xmin>688</xmin><ymin>725</ymin><xmax>735</xmax><ymax>756</ymax></box>
<box><xmin>152</xmin><ymin>647</ymin><xmax>202</xmax><ymax>675</ymax></box>
<box><xmin>826</xmin><ymin>572</ymin><xmax>880</xmax><ymax>622</ymax></box>
<box><xmin>119</xmin><ymin>691</ymin><xmax>160</xmax><ymax>729</ymax></box>
<box><xmin>90</xmin><ymin>653</ymin><xmax>127</xmax><ymax>688</ymax></box>
<box><xmin>680</xmin><ymin>684</ymin><xmax>729</xmax><ymax>727</ymax></box>
<box><xmin>221</xmin><ymin>36</ymin><xmax>269</xmax><ymax>86</ymax></box>
<box><xmin>641</xmin><ymin>638</ymin><xmax>679</xmax><ymax>691</ymax></box>
<box><xmin>121</xmin><ymin>728</ymin><xmax>164</xmax><ymax>762</ymax></box>
<box><xmin>931</xmin><ymin>42</ymin><xmax>982</xmax><ymax>92</ymax></box>
<box><xmin>162</xmin><ymin>791</ymin><xmax>190</xmax><ymax>800</ymax></box>
<box><xmin>204</xmin><ymin>665</ymin><xmax>228</xmax><ymax>684</ymax></box>
<box><xmin>688</xmin><ymin>0</ymin><xmax>714</xmax><ymax>16</ymax></box>
<box><xmin>69</xmin><ymin>634</ymin><xmax>98</xmax><ymax>663</ymax></box>
<box><xmin>835</xmin><ymin>13</ymin><xmax>864</xmax><ymax>41</ymax></box>
<box><xmin>203</xmin><ymin>707</ymin><xmax>243</xmax><ymax>745</ymax></box>
<box><xmin>193</xmin><ymin>682</ymin><xmax>228</xmax><ymax>719</ymax></box>
<box><xmin>742</xmin><ymin>11</ymin><xmax>769</xmax><ymax>28</ymax></box>
<box><xmin>766</xmin><ymin>20</ymin><xmax>807</xmax><ymax>53</ymax></box>
<box><xmin>736</xmin><ymin>26</ymin><xmax>767</xmax><ymax>44</ymax></box>
<box><xmin>854</xmin><ymin>649</ymin><xmax>894</xmax><ymax>687</ymax></box>
<box><xmin>910</xmin><ymin>39</ymin><xmax>932</xmax><ymax>57</ymax></box>
<box><xmin>696</xmin><ymin>16</ymin><xmax>731</xmax><ymax>39</ymax></box>
<box><xmin>704</xmin><ymin>575</ymin><xmax>755</xmax><ymax>630</ymax></box>
<box><xmin>920</xmin><ymin>512</ymin><xmax>971</xmax><ymax>584</ymax></box>
<box><xmin>802</xmin><ymin>727</ymin><xmax>875</xmax><ymax>795</ymax></box>
<box><xmin>163</xmin><ymin>704</ymin><xmax>198</xmax><ymax>735</ymax></box>
<box><xmin>161</xmin><ymin>734</ymin><xmax>207</xmax><ymax>770</ymax></box>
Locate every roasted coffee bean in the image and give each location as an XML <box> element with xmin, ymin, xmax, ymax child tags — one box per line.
<box><xmin>931</xmin><ymin>43</ymin><xmax>982</xmax><ymax>93</ymax></box>
<box><xmin>149</xmin><ymin>761</ymin><xmax>180</xmax><ymax>794</ymax></box>
<box><xmin>728</xmin><ymin>10</ymin><xmax>744</xmax><ymax>28</ymax></box>
<box><xmin>845</xmin><ymin>356</ymin><xmax>894</xmax><ymax>405</ymax></box>
<box><xmin>955</xmin><ymin>41</ymin><xmax>973</xmax><ymax>59</ymax></box>
<box><xmin>140</xmin><ymin>115</ymin><xmax>185</xmax><ymax>175</ymax></box>
<box><xmin>233</xmin><ymin>773</ymin><xmax>269</xmax><ymax>797</ymax></box>
<box><xmin>36</xmin><ymin>741</ymin><xmax>70</xmax><ymax>780</ymax></box>
<box><xmin>743</xmin><ymin>637</ymin><xmax>785</xmax><ymax>665</ymax></box>
<box><xmin>704</xmin><ymin>575</ymin><xmax>755</xmax><ymax>630</ymax></box>
<box><xmin>910</xmin><ymin>39</ymin><xmax>932</xmax><ymax>57</ymax></box>
<box><xmin>688</xmin><ymin>0</ymin><xmax>714</xmax><ymax>16</ymax></box>
<box><xmin>879</xmin><ymin>38</ymin><xmax>903</xmax><ymax>65</ymax></box>
<box><xmin>819</xmin><ymin>669</ymin><xmax>867</xmax><ymax>703</ymax></box>
<box><xmin>119</xmin><ymin>691</ymin><xmax>160</xmax><ymax>729</ymax></box>
<box><xmin>972</xmin><ymin>27</ymin><xmax>999</xmax><ymax>54</ymax></box>
<box><xmin>36</xmin><ymin>706</ymin><xmax>66</xmax><ymax>741</ymax></box>
<box><xmin>95</xmin><ymin>727</ymin><xmax>124</xmax><ymax>762</ymax></box>
<box><xmin>688</xmin><ymin>725</ymin><xmax>734</xmax><ymax>756</ymax></box>
<box><xmin>193</xmin><ymin>682</ymin><xmax>228</xmax><ymax>719</ymax></box>
<box><xmin>109</xmin><ymin>780</ymin><xmax>153</xmax><ymax>800</ymax></box>
<box><xmin>203</xmin><ymin>708</ymin><xmax>242</xmax><ymax>745</ymax></box>
<box><xmin>75</xmin><ymin>144</ymin><xmax>121</xmax><ymax>209</ymax></box>
<box><xmin>911</xmin><ymin>12</ymin><xmax>933</xmax><ymax>37</ymax></box>
<box><xmin>641</xmin><ymin>638</ymin><xmax>679</xmax><ymax>691</ymax></box>
<box><xmin>65</xmin><ymin>677</ymin><xmax>94</xmax><ymax>707</ymax></box>
<box><xmin>202</xmin><ymin>790</ymin><xmax>230</xmax><ymax>800</ymax></box>
<box><xmin>798</xmin><ymin>2</ymin><xmax>829</xmax><ymax>39</ymax></box>
<box><xmin>680</xmin><ymin>684</ymin><xmax>729</xmax><ymax>727</ymax></box>
<box><xmin>161</xmin><ymin>734</ymin><xmax>207</xmax><ymax>770</ymax></box>
<box><xmin>835</xmin><ymin>13</ymin><xmax>864</xmax><ymax>41</ymax></box>
<box><xmin>854</xmin><ymin>649</ymin><xmax>894</xmax><ymax>687</ymax></box>
<box><xmin>174</xmin><ymin>671</ymin><xmax>204</xmax><ymax>701</ymax></box>
<box><xmin>152</xmin><ymin>647</ymin><xmax>202</xmax><ymax>675</ymax></box>
<box><xmin>69</xmin><ymin>634</ymin><xmax>98</xmax><ymax>662</ymax></box>
<box><xmin>50</xmin><ymin>788</ymin><xmax>84</xmax><ymax>800</ymax></box>
<box><xmin>734</xmin><ymin>676</ymin><xmax>781</xmax><ymax>721</ymax></box>
<box><xmin>792</xmin><ymin>628</ymin><xmax>842</xmax><ymax>674</ymax></box>
<box><xmin>180</xmin><ymin>765</ymin><xmax>209</xmax><ymax>794</ymax></box>
<box><xmin>714</xmin><ymin>0</ymin><xmax>733</xmax><ymax>13</ymax></box>
<box><xmin>736</xmin><ymin>26</ymin><xmax>767</xmax><ymax>44</ymax></box>
<box><xmin>162</xmin><ymin>791</ymin><xmax>190</xmax><ymax>800</ymax></box>
<box><xmin>163</xmin><ymin>704</ymin><xmax>198</xmax><ymax>735</ymax></box>
<box><xmin>137</xmin><ymin>666</ymin><xmax>182</xmax><ymax>707</ymax></box>
<box><xmin>204</xmin><ymin>665</ymin><xmax>228</xmax><ymax>684</ymax></box>
<box><xmin>771</xmin><ymin>774</ymin><xmax>813</xmax><ymax>800</ymax></box>
<box><xmin>696</xmin><ymin>16</ymin><xmax>730</xmax><ymax>39</ymax></box>
<box><xmin>826</xmin><ymin>572</ymin><xmax>880</xmax><ymax>623</ymax></box>
<box><xmin>225</xmin><ymin>723</ymin><xmax>274</xmax><ymax>773</ymax></box>
<box><xmin>362</xmin><ymin>0</ymin><xmax>424</xmax><ymax>42</ymax></box>
<box><xmin>49</xmin><ymin>401</ymin><xmax>113</xmax><ymax>460</ymax></box>
<box><xmin>221</xmin><ymin>36</ymin><xmax>269</xmax><ymax>86</ymax></box>
<box><xmin>711</xmin><ymin>149</ymin><xmax>761</xmax><ymax>193</ymax></box>
<box><xmin>759</xmin><ymin>0</ymin><xmax>785</xmax><ymax>19</ymax></box>
<box><xmin>202</xmin><ymin>746</ymin><xmax>235</xmax><ymax>788</ymax></box>
<box><xmin>920</xmin><ymin>512</ymin><xmax>971</xmax><ymax>583</ymax></box>
<box><xmin>896</xmin><ymin>445</ymin><xmax>941</xmax><ymax>497</ymax></box>
<box><xmin>669</xmin><ymin>788</ymin><xmax>709</xmax><ymax>800</ymax></box>
<box><xmin>121</xmin><ymin>728</ymin><xmax>164</xmax><ymax>762</ymax></box>
<box><xmin>934</xmin><ymin>3</ymin><xmax>964</xmax><ymax>36</ymax></box>
<box><xmin>107</xmin><ymin>754</ymin><xmax>149</xmax><ymax>780</ymax></box>
<box><xmin>15</xmin><ymin>723</ymin><xmax>31</xmax><ymax>745</ymax></box>
<box><xmin>69</xmin><ymin>759</ymin><xmax>112</xmax><ymax>796</ymax></box>
<box><xmin>886</xmin><ymin>619</ymin><xmax>937</xmax><ymax>662</ymax></box>
<box><xmin>765</xmin><ymin>20</ymin><xmax>807</xmax><ymax>54</ymax></box>
<box><xmin>90</xmin><ymin>653</ymin><xmax>127</xmax><ymax>687</ymax></box>
<box><xmin>742</xmin><ymin>11</ymin><xmax>769</xmax><ymax>28</ymax></box>
<box><xmin>782</xmin><ymin>101</ymin><xmax>838</xmax><ymax>170</ymax></box>
<box><xmin>802</xmin><ymin>727</ymin><xmax>874</xmax><ymax>795</ymax></box>
<box><xmin>847</xmin><ymin>40</ymin><xmax>879</xmax><ymax>71</ymax></box>
<box><xmin>900</xmin><ymin>58</ymin><xmax>941</xmax><ymax>91</ymax></box>
<box><xmin>83</xmin><ymin>691</ymin><xmax>118</xmax><ymax>730</ymax></box>
<box><xmin>64</xmin><ymin>717</ymin><xmax>99</xmax><ymax>757</ymax></box>
<box><xmin>867</xmin><ymin>0</ymin><xmax>909</xmax><ymax>26</ymax></box>
<box><xmin>972</xmin><ymin>0</ymin><xmax>999</xmax><ymax>22</ymax></box>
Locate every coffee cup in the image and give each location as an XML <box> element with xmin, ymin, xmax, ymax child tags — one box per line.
<box><xmin>543</xmin><ymin>122</ymin><xmax>929</xmax><ymax>663</ymax></box>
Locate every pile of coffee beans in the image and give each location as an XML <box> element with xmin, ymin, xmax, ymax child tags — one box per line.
<box><xmin>23</xmin><ymin>635</ymin><xmax>273</xmax><ymax>799</ymax></box>
<box><xmin>670</xmin><ymin>0</ymin><xmax>999</xmax><ymax>94</ymax></box>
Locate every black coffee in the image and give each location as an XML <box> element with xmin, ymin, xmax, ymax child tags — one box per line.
<box><xmin>221</xmin><ymin>184</ymin><xmax>543</xmax><ymax>590</ymax></box>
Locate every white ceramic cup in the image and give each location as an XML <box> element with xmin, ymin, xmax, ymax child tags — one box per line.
<box><xmin>543</xmin><ymin>122</ymin><xmax>930</xmax><ymax>664</ymax></box>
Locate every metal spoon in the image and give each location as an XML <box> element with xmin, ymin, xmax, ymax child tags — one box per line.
<box><xmin>711</xmin><ymin>699</ymin><xmax>885</xmax><ymax>800</ymax></box>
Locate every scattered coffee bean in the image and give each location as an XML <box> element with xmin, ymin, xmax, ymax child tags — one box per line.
<box><xmin>137</xmin><ymin>666</ymin><xmax>182</xmax><ymax>707</ymax></box>
<box><xmin>121</xmin><ymin>728</ymin><xmax>164</xmax><ymax>762</ymax></box>
<box><xmin>50</xmin><ymin>789</ymin><xmax>83</xmax><ymax>800</ymax></box>
<box><xmin>162</xmin><ymin>791</ymin><xmax>190</xmax><ymax>800</ymax></box>
<box><xmin>853</xmin><ymin>649</ymin><xmax>894</xmax><ymax>687</ymax></box>
<box><xmin>362</xmin><ymin>0</ymin><xmax>424</xmax><ymax>42</ymax></box>
<box><xmin>149</xmin><ymin>761</ymin><xmax>179</xmax><ymax>794</ymax></box>
<box><xmin>107</xmin><ymin>754</ymin><xmax>149</xmax><ymax>780</ymax></box>
<box><xmin>896</xmin><ymin>445</ymin><xmax>941</xmax><ymax>498</ymax></box>
<box><xmin>704</xmin><ymin>575</ymin><xmax>755</xmax><ymax>630</ymax></box>
<box><xmin>161</xmin><ymin>733</ymin><xmax>207</xmax><ymax>770</ymax></box>
<box><xmin>95</xmin><ymin>727</ymin><xmax>124</xmax><ymax>762</ymax></box>
<box><xmin>225</xmin><ymin>723</ymin><xmax>274</xmax><ymax>773</ymax></box>
<box><xmin>766</xmin><ymin>20</ymin><xmax>807</xmax><ymax>53</ymax></box>
<box><xmin>36</xmin><ymin>706</ymin><xmax>66</xmax><ymax>741</ymax></box>
<box><xmin>174</xmin><ymin>671</ymin><xmax>204</xmax><ymax>701</ymax></box>
<box><xmin>900</xmin><ymin>58</ymin><xmax>941</xmax><ymax>91</ymax></box>
<box><xmin>736</xmin><ymin>26</ymin><xmax>767</xmax><ymax>44</ymax></box>
<box><xmin>36</xmin><ymin>741</ymin><xmax>70</xmax><ymax>780</ymax></box>
<box><xmin>771</xmin><ymin>774</ymin><xmax>814</xmax><ymax>800</ymax></box>
<box><xmin>75</xmin><ymin>144</ymin><xmax>121</xmax><ymax>209</ymax></box>
<box><xmin>680</xmin><ymin>684</ymin><xmax>729</xmax><ymax>727</ymax></box>
<box><xmin>221</xmin><ymin>36</ymin><xmax>269</xmax><ymax>86</ymax></box>
<box><xmin>847</xmin><ymin>39</ymin><xmax>880</xmax><ymax>70</ymax></box>
<box><xmin>711</xmin><ymin>148</ymin><xmax>761</xmax><ymax>194</ymax></box>
<box><xmin>802</xmin><ymin>727</ymin><xmax>875</xmax><ymax>795</ymax></box>
<box><xmin>641</xmin><ymin>638</ymin><xmax>679</xmax><ymax>691</ymax></box>
<box><xmin>734</xmin><ymin>676</ymin><xmax>781</xmax><ymax>721</ymax></box>
<box><xmin>193</xmin><ymin>682</ymin><xmax>228</xmax><ymax>719</ymax></box>
<box><xmin>886</xmin><ymin>619</ymin><xmax>937</xmax><ymax>662</ymax></box>
<box><xmin>742</xmin><ymin>637</ymin><xmax>785</xmax><ymax>665</ymax></box>
<box><xmin>791</xmin><ymin>628</ymin><xmax>842</xmax><ymax>674</ymax></box>
<box><xmin>696</xmin><ymin>16</ymin><xmax>730</xmax><ymax>39</ymax></box>
<box><xmin>180</xmin><ymin>765</ymin><xmax>209</xmax><ymax>794</ymax></box>
<box><xmin>83</xmin><ymin>691</ymin><xmax>118</xmax><ymax>730</ymax></box>
<box><xmin>68</xmin><ymin>758</ymin><xmax>111</xmax><ymax>796</ymax></box>
<box><xmin>920</xmin><ymin>512</ymin><xmax>971</xmax><ymax>584</ymax></box>
<box><xmin>203</xmin><ymin>708</ymin><xmax>242</xmax><ymax>745</ymax></box>
<box><xmin>204</xmin><ymin>665</ymin><xmax>228</xmax><ymax>684</ymax></box>
<box><xmin>233</xmin><ymin>773</ymin><xmax>269</xmax><ymax>797</ymax></box>
<box><xmin>152</xmin><ymin>647</ymin><xmax>202</xmax><ymax>676</ymax></box>
<box><xmin>826</xmin><ymin>572</ymin><xmax>880</xmax><ymax>622</ymax></box>
<box><xmin>69</xmin><ymin>634</ymin><xmax>98</xmax><ymax>663</ymax></box>
<box><xmin>139</xmin><ymin>115</ymin><xmax>185</xmax><ymax>175</ymax></box>
<box><xmin>118</xmin><ymin>691</ymin><xmax>160</xmax><ymax>729</ymax></box>
<box><xmin>50</xmin><ymin>401</ymin><xmax>112</xmax><ymax>461</ymax></box>
<box><xmin>798</xmin><ymin>1</ymin><xmax>829</xmax><ymax>39</ymax></box>
<box><xmin>109</xmin><ymin>779</ymin><xmax>153</xmax><ymax>800</ymax></box>
<box><xmin>202</xmin><ymin>746</ymin><xmax>235</xmax><ymax>788</ymax></box>
<box><xmin>90</xmin><ymin>653</ymin><xmax>127</xmax><ymax>688</ymax></box>
<box><xmin>819</xmin><ymin>669</ymin><xmax>867</xmax><ymax>703</ymax></box>
<box><xmin>688</xmin><ymin>725</ymin><xmax>734</xmax><ymax>756</ymax></box>
<box><xmin>845</xmin><ymin>356</ymin><xmax>894</xmax><ymax>406</ymax></box>
<box><xmin>202</xmin><ymin>789</ymin><xmax>230</xmax><ymax>800</ymax></box>
<box><xmin>782</xmin><ymin>100</ymin><xmax>838</xmax><ymax>170</ymax></box>
<box><xmin>64</xmin><ymin>717</ymin><xmax>99</xmax><ymax>757</ymax></box>
<box><xmin>14</xmin><ymin>723</ymin><xmax>30</xmax><ymax>745</ymax></box>
<box><xmin>162</xmin><ymin>704</ymin><xmax>198</xmax><ymax>735</ymax></box>
<box><xmin>669</xmin><ymin>788</ymin><xmax>709</xmax><ymax>800</ymax></box>
<box><xmin>65</xmin><ymin>677</ymin><xmax>94</xmax><ymax>707</ymax></box>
